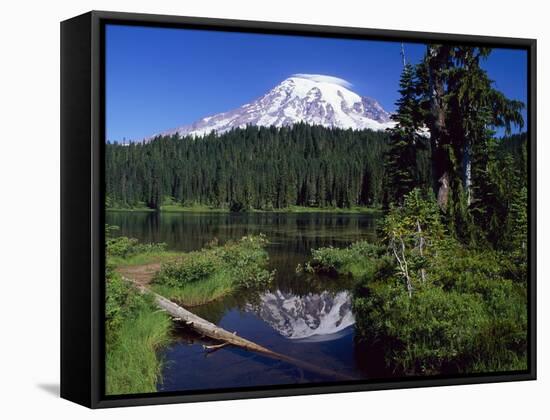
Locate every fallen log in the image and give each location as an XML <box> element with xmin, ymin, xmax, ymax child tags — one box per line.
<box><xmin>126</xmin><ymin>278</ymin><xmax>355</xmax><ymax>381</ymax></box>
<box><xmin>150</xmin><ymin>286</ymin><xmax>277</xmax><ymax>354</ymax></box>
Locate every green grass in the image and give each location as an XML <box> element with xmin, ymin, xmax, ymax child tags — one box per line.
<box><xmin>106</xmin><ymin>304</ymin><xmax>171</xmax><ymax>395</ymax></box>
<box><xmin>106</xmin><ymin>234</ymin><xmax>179</xmax><ymax>267</ymax></box>
<box><xmin>160</xmin><ymin>204</ymin><xmax>230</xmax><ymax>213</ymax></box>
<box><xmin>109</xmin><ymin>250</ymin><xmax>181</xmax><ymax>268</ymax></box>
<box><xmin>276</xmin><ymin>205</ymin><xmax>382</xmax><ymax>214</ymax></box>
<box><xmin>109</xmin><ymin>234</ymin><xmax>273</xmax><ymax>308</ymax></box>
<box><xmin>151</xmin><ymin>235</ymin><xmax>274</xmax><ymax>307</ymax></box>
<box><xmin>152</xmin><ymin>271</ymin><xmax>235</xmax><ymax>307</ymax></box>
<box><xmin>106</xmin><ymin>232</ymin><xmax>273</xmax><ymax>309</ymax></box>
<box><xmin>299</xmin><ymin>240</ymin><xmax>388</xmax><ymax>279</ymax></box>
<box><xmin>106</xmin><ymin>207</ymin><xmax>156</xmax><ymax>213</ymax></box>
<box><xmin>105</xmin><ymin>272</ymin><xmax>172</xmax><ymax>395</ymax></box>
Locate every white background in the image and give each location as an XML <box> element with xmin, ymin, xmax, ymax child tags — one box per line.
<box><xmin>1</xmin><ymin>0</ymin><xmax>548</xmax><ymax>418</ymax></box>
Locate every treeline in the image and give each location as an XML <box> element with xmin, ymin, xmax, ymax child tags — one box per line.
<box><xmin>106</xmin><ymin>124</ymin><xmax>424</xmax><ymax>210</ymax></box>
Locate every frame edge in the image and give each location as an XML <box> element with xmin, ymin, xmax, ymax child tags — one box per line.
<box><xmin>60</xmin><ymin>11</ymin><xmax>94</xmax><ymax>408</ymax></box>
<box><xmin>74</xmin><ymin>9</ymin><xmax>537</xmax><ymax>408</ymax></box>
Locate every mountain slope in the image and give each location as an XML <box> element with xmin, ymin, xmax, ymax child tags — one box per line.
<box><xmin>151</xmin><ymin>74</ymin><xmax>393</xmax><ymax>139</ymax></box>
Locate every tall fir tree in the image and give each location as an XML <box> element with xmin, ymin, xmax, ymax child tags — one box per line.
<box><xmin>384</xmin><ymin>62</ymin><xmax>424</xmax><ymax>206</ymax></box>
<box><xmin>416</xmin><ymin>45</ymin><xmax>524</xmax><ymax>243</ymax></box>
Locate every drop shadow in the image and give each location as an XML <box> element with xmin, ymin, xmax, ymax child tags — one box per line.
<box><xmin>37</xmin><ymin>383</ymin><xmax>60</xmax><ymax>397</ymax></box>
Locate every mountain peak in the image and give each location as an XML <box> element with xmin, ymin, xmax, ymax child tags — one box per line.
<box><xmin>150</xmin><ymin>74</ymin><xmax>393</xmax><ymax>139</ymax></box>
<box><xmin>288</xmin><ymin>73</ymin><xmax>353</xmax><ymax>88</ymax></box>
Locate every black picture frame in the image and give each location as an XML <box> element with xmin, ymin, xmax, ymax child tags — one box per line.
<box><xmin>60</xmin><ymin>10</ymin><xmax>537</xmax><ymax>409</ymax></box>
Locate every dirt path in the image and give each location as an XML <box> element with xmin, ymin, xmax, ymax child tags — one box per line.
<box><xmin>116</xmin><ymin>262</ymin><xmax>162</xmax><ymax>287</ymax></box>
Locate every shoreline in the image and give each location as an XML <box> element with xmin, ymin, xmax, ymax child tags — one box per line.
<box><xmin>106</xmin><ymin>205</ymin><xmax>383</xmax><ymax>215</ymax></box>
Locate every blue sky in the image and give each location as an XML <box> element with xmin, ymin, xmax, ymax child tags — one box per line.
<box><xmin>106</xmin><ymin>24</ymin><xmax>527</xmax><ymax>142</ymax></box>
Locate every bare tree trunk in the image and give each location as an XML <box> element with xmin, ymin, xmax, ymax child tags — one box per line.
<box><xmin>437</xmin><ymin>172</ymin><xmax>450</xmax><ymax>212</ymax></box>
<box><xmin>391</xmin><ymin>236</ymin><xmax>413</xmax><ymax>298</ymax></box>
<box><xmin>463</xmin><ymin>143</ymin><xmax>472</xmax><ymax>206</ymax></box>
<box><xmin>427</xmin><ymin>45</ymin><xmax>451</xmax><ymax>211</ymax></box>
<box><xmin>417</xmin><ymin>221</ymin><xmax>426</xmax><ymax>283</ymax></box>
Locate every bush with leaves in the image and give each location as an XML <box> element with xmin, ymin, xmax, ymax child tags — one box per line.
<box><xmin>299</xmin><ymin>240</ymin><xmax>389</xmax><ymax>280</ymax></box>
<box><xmin>354</xmin><ymin>280</ymin><xmax>489</xmax><ymax>374</ymax></box>
<box><xmin>154</xmin><ymin>252</ymin><xmax>220</xmax><ymax>287</ymax></box>
<box><xmin>105</xmin><ymin>271</ymin><xmax>144</xmax><ymax>345</ymax></box>
<box><xmin>105</xmin><ymin>224</ymin><xmax>167</xmax><ymax>259</ymax></box>
<box><xmin>153</xmin><ymin>234</ymin><xmax>274</xmax><ymax>291</ymax></box>
<box><xmin>354</xmin><ymin>191</ymin><xmax>526</xmax><ymax>373</ymax></box>
<box><xmin>353</xmin><ymin>244</ymin><xmax>527</xmax><ymax>374</ymax></box>
<box><xmin>379</xmin><ymin>189</ymin><xmax>446</xmax><ymax>295</ymax></box>
<box><xmin>303</xmin><ymin>190</ymin><xmax>527</xmax><ymax>374</ymax></box>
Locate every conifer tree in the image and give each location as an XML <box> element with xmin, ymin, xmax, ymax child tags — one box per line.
<box><xmin>384</xmin><ymin>63</ymin><xmax>423</xmax><ymax>206</ymax></box>
<box><xmin>416</xmin><ymin>45</ymin><xmax>524</xmax><ymax>242</ymax></box>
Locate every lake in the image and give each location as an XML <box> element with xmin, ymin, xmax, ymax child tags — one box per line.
<box><xmin>106</xmin><ymin>211</ymin><xmax>392</xmax><ymax>392</ymax></box>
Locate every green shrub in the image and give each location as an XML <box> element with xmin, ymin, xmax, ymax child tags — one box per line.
<box><xmin>355</xmin><ymin>282</ymin><xmax>488</xmax><ymax>373</ymax></box>
<box><xmin>217</xmin><ymin>235</ymin><xmax>274</xmax><ymax>288</ymax></box>
<box><xmin>154</xmin><ymin>252</ymin><xmax>220</xmax><ymax>287</ymax></box>
<box><xmin>352</xmin><ymin>246</ymin><xmax>527</xmax><ymax>374</ymax></box>
<box><xmin>305</xmin><ymin>190</ymin><xmax>528</xmax><ymax>375</ymax></box>
<box><xmin>301</xmin><ymin>241</ymin><xmax>387</xmax><ymax>279</ymax></box>
<box><xmin>151</xmin><ymin>235</ymin><xmax>274</xmax><ymax>305</ymax></box>
<box><xmin>105</xmin><ymin>272</ymin><xmax>143</xmax><ymax>345</ymax></box>
<box><xmin>107</xmin><ymin>235</ymin><xmax>167</xmax><ymax>259</ymax></box>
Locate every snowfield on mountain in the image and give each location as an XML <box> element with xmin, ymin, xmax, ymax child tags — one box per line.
<box><xmin>147</xmin><ymin>74</ymin><xmax>394</xmax><ymax>139</ymax></box>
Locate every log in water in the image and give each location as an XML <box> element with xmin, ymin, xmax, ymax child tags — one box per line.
<box><xmin>126</xmin><ymin>277</ymin><xmax>355</xmax><ymax>381</ymax></box>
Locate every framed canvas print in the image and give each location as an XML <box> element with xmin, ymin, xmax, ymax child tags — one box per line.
<box><xmin>60</xmin><ymin>11</ymin><xmax>536</xmax><ymax>408</ymax></box>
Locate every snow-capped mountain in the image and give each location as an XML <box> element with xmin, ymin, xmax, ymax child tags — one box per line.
<box><xmin>247</xmin><ymin>290</ymin><xmax>355</xmax><ymax>340</ymax></box>
<box><xmin>150</xmin><ymin>74</ymin><xmax>393</xmax><ymax>139</ymax></box>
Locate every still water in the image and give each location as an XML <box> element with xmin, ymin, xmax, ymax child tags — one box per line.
<box><xmin>106</xmin><ymin>211</ymin><xmax>389</xmax><ymax>392</ymax></box>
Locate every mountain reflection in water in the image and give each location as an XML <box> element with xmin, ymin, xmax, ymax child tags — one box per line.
<box><xmin>247</xmin><ymin>290</ymin><xmax>355</xmax><ymax>340</ymax></box>
<box><xmin>106</xmin><ymin>211</ymin><xmax>384</xmax><ymax>391</ymax></box>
